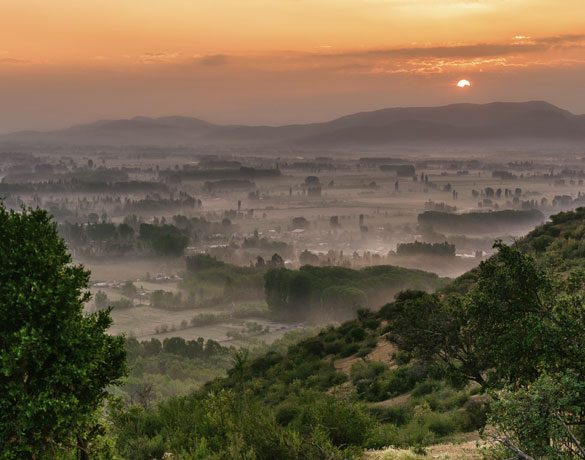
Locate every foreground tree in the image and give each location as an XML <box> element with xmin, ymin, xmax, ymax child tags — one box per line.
<box><xmin>488</xmin><ymin>372</ymin><xmax>585</xmax><ymax>458</ymax></box>
<box><xmin>385</xmin><ymin>241</ymin><xmax>562</xmax><ymax>388</ymax></box>
<box><xmin>385</xmin><ymin>241</ymin><xmax>585</xmax><ymax>457</ymax></box>
<box><xmin>0</xmin><ymin>205</ymin><xmax>126</xmax><ymax>458</ymax></box>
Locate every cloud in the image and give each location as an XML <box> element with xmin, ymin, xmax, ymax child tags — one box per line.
<box><xmin>196</xmin><ymin>54</ymin><xmax>229</xmax><ymax>66</ymax></box>
<box><xmin>338</xmin><ymin>43</ymin><xmax>544</xmax><ymax>59</ymax></box>
<box><xmin>138</xmin><ymin>52</ymin><xmax>180</xmax><ymax>64</ymax></box>
<box><xmin>534</xmin><ymin>34</ymin><xmax>585</xmax><ymax>45</ymax></box>
<box><xmin>291</xmin><ymin>33</ymin><xmax>585</xmax><ymax>76</ymax></box>
<box><xmin>319</xmin><ymin>34</ymin><xmax>585</xmax><ymax>61</ymax></box>
<box><xmin>0</xmin><ymin>57</ymin><xmax>31</xmax><ymax>65</ymax></box>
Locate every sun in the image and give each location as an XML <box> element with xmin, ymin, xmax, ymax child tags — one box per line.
<box><xmin>457</xmin><ymin>79</ymin><xmax>471</xmax><ymax>88</ymax></box>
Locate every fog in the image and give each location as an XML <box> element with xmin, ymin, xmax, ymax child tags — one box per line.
<box><xmin>2</xmin><ymin>131</ymin><xmax>585</xmax><ymax>349</ymax></box>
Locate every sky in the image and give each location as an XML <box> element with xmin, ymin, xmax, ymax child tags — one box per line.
<box><xmin>1</xmin><ymin>0</ymin><xmax>585</xmax><ymax>132</ymax></box>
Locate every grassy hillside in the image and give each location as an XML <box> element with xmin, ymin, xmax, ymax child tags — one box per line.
<box><xmin>109</xmin><ymin>209</ymin><xmax>585</xmax><ymax>459</ymax></box>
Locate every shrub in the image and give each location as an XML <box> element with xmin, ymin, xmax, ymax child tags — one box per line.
<box><xmin>111</xmin><ymin>298</ymin><xmax>133</xmax><ymax>309</ymax></box>
<box><xmin>324</xmin><ymin>340</ymin><xmax>343</xmax><ymax>355</ymax></box>
<box><xmin>339</xmin><ymin>343</ymin><xmax>360</xmax><ymax>358</ymax></box>
<box><xmin>411</xmin><ymin>380</ymin><xmax>442</xmax><ymax>397</ymax></box>
<box><xmin>425</xmin><ymin>412</ymin><xmax>457</xmax><ymax>437</ymax></box>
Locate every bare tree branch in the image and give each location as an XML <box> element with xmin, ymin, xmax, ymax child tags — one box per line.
<box><xmin>489</xmin><ymin>435</ymin><xmax>535</xmax><ymax>460</ymax></box>
<box><xmin>555</xmin><ymin>413</ymin><xmax>585</xmax><ymax>458</ymax></box>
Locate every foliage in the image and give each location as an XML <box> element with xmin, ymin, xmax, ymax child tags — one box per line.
<box><xmin>119</xmin><ymin>337</ymin><xmax>231</xmax><ymax>405</ymax></box>
<box><xmin>111</xmin><ymin>388</ymin><xmax>347</xmax><ymax>460</ymax></box>
<box><xmin>488</xmin><ymin>372</ymin><xmax>585</xmax><ymax>458</ymax></box>
<box><xmin>0</xmin><ymin>204</ymin><xmax>126</xmax><ymax>458</ymax></box>
<box><xmin>185</xmin><ymin>253</ymin><xmax>227</xmax><ymax>271</ymax></box>
<box><xmin>299</xmin><ymin>249</ymin><xmax>320</xmax><ymax>265</ymax></box>
<box><xmin>150</xmin><ymin>290</ymin><xmax>184</xmax><ymax>310</ymax></box>
<box><xmin>384</xmin><ymin>242</ymin><xmax>567</xmax><ymax>388</ymax></box>
<box><xmin>386</xmin><ymin>233</ymin><xmax>585</xmax><ymax>457</ymax></box>
<box><xmin>139</xmin><ymin>223</ymin><xmax>189</xmax><ymax>257</ymax></box>
<box><xmin>396</xmin><ymin>241</ymin><xmax>455</xmax><ymax>257</ymax></box>
<box><xmin>183</xmin><ymin>255</ymin><xmax>267</xmax><ymax>304</ymax></box>
<box><xmin>265</xmin><ymin>264</ymin><xmax>447</xmax><ymax>321</ymax></box>
<box><xmin>121</xmin><ymin>280</ymin><xmax>138</xmax><ymax>299</ymax></box>
<box><xmin>518</xmin><ymin>207</ymin><xmax>585</xmax><ymax>273</ymax></box>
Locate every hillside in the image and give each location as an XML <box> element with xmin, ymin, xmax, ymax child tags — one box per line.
<box><xmin>2</xmin><ymin>101</ymin><xmax>585</xmax><ymax>147</ymax></box>
<box><xmin>110</xmin><ymin>208</ymin><xmax>585</xmax><ymax>458</ymax></box>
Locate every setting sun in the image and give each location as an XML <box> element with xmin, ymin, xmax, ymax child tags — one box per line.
<box><xmin>457</xmin><ymin>79</ymin><xmax>471</xmax><ymax>88</ymax></box>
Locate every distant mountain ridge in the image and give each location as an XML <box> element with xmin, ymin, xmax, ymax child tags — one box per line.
<box><xmin>2</xmin><ymin>101</ymin><xmax>585</xmax><ymax>147</ymax></box>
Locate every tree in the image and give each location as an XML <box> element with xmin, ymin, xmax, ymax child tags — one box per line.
<box><xmin>139</xmin><ymin>223</ymin><xmax>188</xmax><ymax>257</ymax></box>
<box><xmin>385</xmin><ymin>241</ymin><xmax>585</xmax><ymax>456</ymax></box>
<box><xmin>0</xmin><ymin>204</ymin><xmax>126</xmax><ymax>458</ymax></box>
<box><xmin>463</xmin><ymin>241</ymin><xmax>556</xmax><ymax>387</ymax></box>
<box><xmin>94</xmin><ymin>290</ymin><xmax>108</xmax><ymax>310</ymax></box>
<box><xmin>270</xmin><ymin>253</ymin><xmax>284</xmax><ymax>267</ymax></box>
<box><xmin>386</xmin><ymin>242</ymin><xmax>562</xmax><ymax>388</ymax></box>
<box><xmin>121</xmin><ymin>280</ymin><xmax>138</xmax><ymax>300</ymax></box>
<box><xmin>488</xmin><ymin>372</ymin><xmax>585</xmax><ymax>458</ymax></box>
<box><xmin>255</xmin><ymin>255</ymin><xmax>265</xmax><ymax>267</ymax></box>
<box><xmin>299</xmin><ymin>249</ymin><xmax>320</xmax><ymax>266</ymax></box>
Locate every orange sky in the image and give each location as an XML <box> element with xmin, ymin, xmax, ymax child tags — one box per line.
<box><xmin>1</xmin><ymin>0</ymin><xmax>585</xmax><ymax>131</ymax></box>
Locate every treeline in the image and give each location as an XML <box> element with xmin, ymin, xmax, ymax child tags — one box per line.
<box><xmin>139</xmin><ymin>223</ymin><xmax>189</xmax><ymax>256</ymax></box>
<box><xmin>181</xmin><ymin>255</ymin><xmax>449</xmax><ymax>318</ymax></box>
<box><xmin>242</xmin><ymin>234</ymin><xmax>292</xmax><ymax>257</ymax></box>
<box><xmin>418</xmin><ymin>209</ymin><xmax>544</xmax><ymax>234</ymax></box>
<box><xmin>183</xmin><ymin>254</ymin><xmax>267</xmax><ymax>303</ymax></box>
<box><xmin>0</xmin><ymin>180</ymin><xmax>169</xmax><ymax>194</ymax></box>
<box><xmin>265</xmin><ymin>264</ymin><xmax>447</xmax><ymax>321</ymax></box>
<box><xmin>60</xmin><ymin>220</ymin><xmax>191</xmax><ymax>257</ymax></box>
<box><xmin>122</xmin><ymin>192</ymin><xmax>201</xmax><ymax>213</ymax></box>
<box><xmin>121</xmin><ymin>336</ymin><xmax>232</xmax><ymax>409</ymax></box>
<box><xmin>379</xmin><ymin>164</ymin><xmax>416</xmax><ymax>176</ymax></box>
<box><xmin>203</xmin><ymin>179</ymin><xmax>254</xmax><ymax>191</ymax></box>
<box><xmin>396</xmin><ymin>241</ymin><xmax>456</xmax><ymax>257</ymax></box>
<box><xmin>160</xmin><ymin>166</ymin><xmax>281</xmax><ymax>183</ymax></box>
<box><xmin>126</xmin><ymin>336</ymin><xmax>226</xmax><ymax>361</ymax></box>
<box><xmin>60</xmin><ymin>213</ymin><xmax>236</xmax><ymax>258</ymax></box>
<box><xmin>2</xmin><ymin>166</ymin><xmax>129</xmax><ymax>184</ymax></box>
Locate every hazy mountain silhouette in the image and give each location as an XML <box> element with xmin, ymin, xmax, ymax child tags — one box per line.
<box><xmin>2</xmin><ymin>101</ymin><xmax>584</xmax><ymax>146</ymax></box>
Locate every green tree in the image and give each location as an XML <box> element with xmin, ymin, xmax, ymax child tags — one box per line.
<box><xmin>121</xmin><ymin>280</ymin><xmax>138</xmax><ymax>300</ymax></box>
<box><xmin>0</xmin><ymin>205</ymin><xmax>126</xmax><ymax>458</ymax></box>
<box><xmin>386</xmin><ymin>241</ymin><xmax>585</xmax><ymax>456</ymax></box>
<box><xmin>139</xmin><ymin>223</ymin><xmax>188</xmax><ymax>257</ymax></box>
<box><xmin>488</xmin><ymin>372</ymin><xmax>585</xmax><ymax>458</ymax></box>
<box><xmin>385</xmin><ymin>242</ymin><xmax>561</xmax><ymax>388</ymax></box>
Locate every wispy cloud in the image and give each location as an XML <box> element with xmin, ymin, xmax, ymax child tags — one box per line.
<box><xmin>318</xmin><ymin>34</ymin><xmax>585</xmax><ymax>60</ymax></box>
<box><xmin>138</xmin><ymin>52</ymin><xmax>180</xmax><ymax>64</ymax></box>
<box><xmin>299</xmin><ymin>33</ymin><xmax>585</xmax><ymax>75</ymax></box>
<box><xmin>0</xmin><ymin>57</ymin><xmax>31</xmax><ymax>65</ymax></box>
<box><xmin>9</xmin><ymin>34</ymin><xmax>583</xmax><ymax>78</ymax></box>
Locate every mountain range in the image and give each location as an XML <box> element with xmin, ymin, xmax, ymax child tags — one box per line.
<box><xmin>2</xmin><ymin>101</ymin><xmax>585</xmax><ymax>147</ymax></box>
